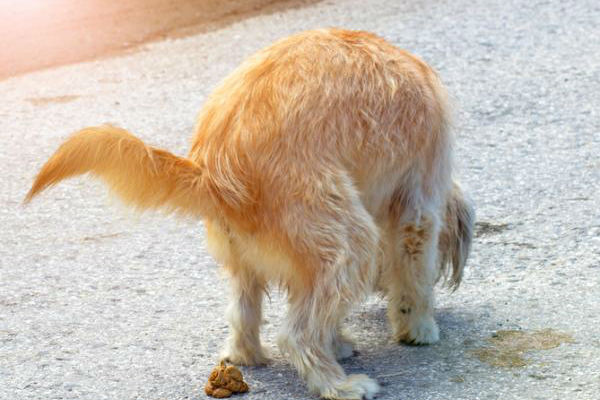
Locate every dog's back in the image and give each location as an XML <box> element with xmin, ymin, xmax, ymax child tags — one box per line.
<box><xmin>190</xmin><ymin>28</ymin><xmax>451</xmax><ymax>220</ymax></box>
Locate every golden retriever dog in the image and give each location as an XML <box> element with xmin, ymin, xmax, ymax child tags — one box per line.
<box><xmin>26</xmin><ymin>28</ymin><xmax>474</xmax><ymax>399</ymax></box>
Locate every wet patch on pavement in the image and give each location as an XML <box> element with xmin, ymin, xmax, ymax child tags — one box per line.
<box><xmin>472</xmin><ymin>329</ymin><xmax>574</xmax><ymax>368</ymax></box>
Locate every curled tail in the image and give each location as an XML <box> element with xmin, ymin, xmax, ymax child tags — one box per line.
<box><xmin>25</xmin><ymin>125</ymin><xmax>210</xmax><ymax>218</ymax></box>
<box><xmin>438</xmin><ymin>182</ymin><xmax>475</xmax><ymax>290</ymax></box>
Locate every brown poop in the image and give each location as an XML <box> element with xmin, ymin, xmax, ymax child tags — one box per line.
<box><xmin>205</xmin><ymin>361</ymin><xmax>249</xmax><ymax>398</ymax></box>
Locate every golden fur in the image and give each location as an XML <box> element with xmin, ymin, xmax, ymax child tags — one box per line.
<box><xmin>26</xmin><ymin>29</ymin><xmax>474</xmax><ymax>399</ymax></box>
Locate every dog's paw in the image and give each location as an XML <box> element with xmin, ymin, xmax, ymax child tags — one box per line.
<box><xmin>397</xmin><ymin>316</ymin><xmax>439</xmax><ymax>345</ymax></box>
<box><xmin>220</xmin><ymin>345</ymin><xmax>271</xmax><ymax>366</ymax></box>
<box><xmin>322</xmin><ymin>374</ymin><xmax>380</xmax><ymax>400</ymax></box>
<box><xmin>333</xmin><ymin>334</ymin><xmax>356</xmax><ymax>360</ymax></box>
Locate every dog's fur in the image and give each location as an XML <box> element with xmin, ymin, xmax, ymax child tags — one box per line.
<box><xmin>26</xmin><ymin>29</ymin><xmax>474</xmax><ymax>399</ymax></box>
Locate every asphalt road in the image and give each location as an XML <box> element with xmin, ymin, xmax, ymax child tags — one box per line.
<box><xmin>1</xmin><ymin>0</ymin><xmax>599</xmax><ymax>399</ymax></box>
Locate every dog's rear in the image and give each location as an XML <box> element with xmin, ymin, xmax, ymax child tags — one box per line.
<box><xmin>26</xmin><ymin>29</ymin><xmax>474</xmax><ymax>400</ymax></box>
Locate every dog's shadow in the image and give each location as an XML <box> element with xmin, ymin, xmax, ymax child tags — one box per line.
<box><xmin>238</xmin><ymin>298</ymin><xmax>486</xmax><ymax>399</ymax></box>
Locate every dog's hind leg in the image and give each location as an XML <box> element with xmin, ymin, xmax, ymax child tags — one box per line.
<box><xmin>280</xmin><ymin>288</ymin><xmax>379</xmax><ymax>399</ymax></box>
<box><xmin>384</xmin><ymin>212</ymin><xmax>441</xmax><ymax>345</ymax></box>
<box><xmin>221</xmin><ymin>266</ymin><xmax>270</xmax><ymax>365</ymax></box>
<box><xmin>276</xmin><ymin>171</ymin><xmax>380</xmax><ymax>399</ymax></box>
<box><xmin>332</xmin><ymin>318</ymin><xmax>356</xmax><ymax>360</ymax></box>
<box><xmin>206</xmin><ymin>221</ymin><xmax>270</xmax><ymax>366</ymax></box>
<box><xmin>381</xmin><ymin>176</ymin><xmax>449</xmax><ymax>345</ymax></box>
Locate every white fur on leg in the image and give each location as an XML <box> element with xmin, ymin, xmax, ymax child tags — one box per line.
<box><xmin>381</xmin><ymin>211</ymin><xmax>444</xmax><ymax>346</ymax></box>
<box><xmin>221</xmin><ymin>271</ymin><xmax>270</xmax><ymax>366</ymax></box>
<box><xmin>387</xmin><ymin>291</ymin><xmax>440</xmax><ymax>345</ymax></box>
<box><xmin>394</xmin><ymin>313</ymin><xmax>440</xmax><ymax>345</ymax></box>
<box><xmin>333</xmin><ymin>321</ymin><xmax>356</xmax><ymax>360</ymax></box>
<box><xmin>320</xmin><ymin>375</ymin><xmax>380</xmax><ymax>400</ymax></box>
<box><xmin>333</xmin><ymin>332</ymin><xmax>356</xmax><ymax>360</ymax></box>
<box><xmin>279</xmin><ymin>285</ymin><xmax>379</xmax><ymax>399</ymax></box>
<box><xmin>221</xmin><ymin>337</ymin><xmax>270</xmax><ymax>366</ymax></box>
<box><xmin>409</xmin><ymin>315</ymin><xmax>439</xmax><ymax>344</ymax></box>
<box><xmin>280</xmin><ymin>327</ymin><xmax>380</xmax><ymax>400</ymax></box>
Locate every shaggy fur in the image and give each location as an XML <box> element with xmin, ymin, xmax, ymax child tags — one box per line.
<box><xmin>26</xmin><ymin>28</ymin><xmax>474</xmax><ymax>399</ymax></box>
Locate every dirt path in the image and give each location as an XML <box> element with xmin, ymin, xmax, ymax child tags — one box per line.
<box><xmin>0</xmin><ymin>0</ymin><xmax>318</xmax><ymax>80</ymax></box>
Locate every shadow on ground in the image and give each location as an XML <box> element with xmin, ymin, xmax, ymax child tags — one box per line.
<box><xmin>235</xmin><ymin>304</ymin><xmax>485</xmax><ymax>399</ymax></box>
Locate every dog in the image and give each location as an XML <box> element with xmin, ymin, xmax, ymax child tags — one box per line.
<box><xmin>26</xmin><ymin>28</ymin><xmax>474</xmax><ymax>399</ymax></box>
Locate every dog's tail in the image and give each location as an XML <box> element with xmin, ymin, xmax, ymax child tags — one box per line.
<box><xmin>438</xmin><ymin>182</ymin><xmax>475</xmax><ymax>290</ymax></box>
<box><xmin>25</xmin><ymin>125</ymin><xmax>211</xmax><ymax>218</ymax></box>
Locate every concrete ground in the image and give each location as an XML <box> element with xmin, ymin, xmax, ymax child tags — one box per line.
<box><xmin>1</xmin><ymin>0</ymin><xmax>599</xmax><ymax>399</ymax></box>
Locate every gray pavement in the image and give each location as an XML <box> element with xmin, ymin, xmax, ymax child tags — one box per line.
<box><xmin>1</xmin><ymin>0</ymin><xmax>599</xmax><ymax>399</ymax></box>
